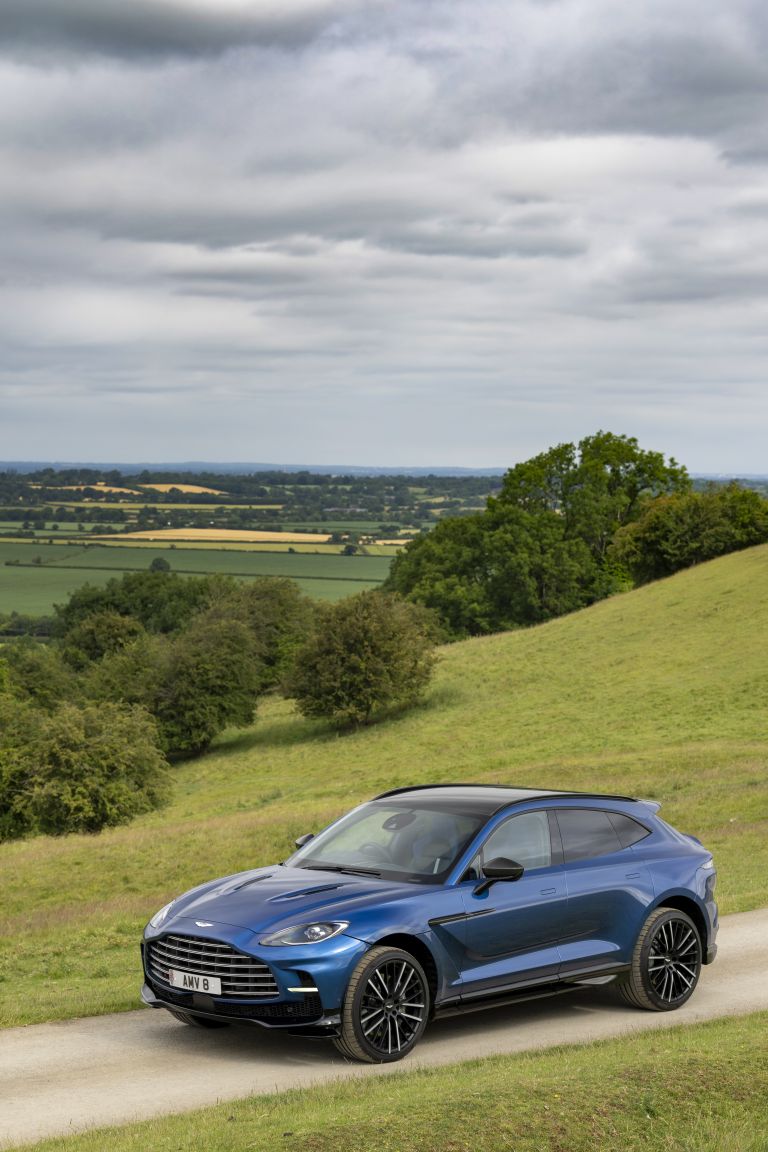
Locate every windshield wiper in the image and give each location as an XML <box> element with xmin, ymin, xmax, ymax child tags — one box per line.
<box><xmin>299</xmin><ymin>863</ymin><xmax>382</xmax><ymax>877</ymax></box>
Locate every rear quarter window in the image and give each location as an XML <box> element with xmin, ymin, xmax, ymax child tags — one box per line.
<box><xmin>607</xmin><ymin>811</ymin><xmax>651</xmax><ymax>849</ymax></box>
<box><xmin>556</xmin><ymin>808</ymin><xmax>623</xmax><ymax>863</ymax></box>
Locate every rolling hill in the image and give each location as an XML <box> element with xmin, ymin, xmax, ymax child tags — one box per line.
<box><xmin>1</xmin><ymin>543</ymin><xmax>766</xmax><ymax>1027</ymax></box>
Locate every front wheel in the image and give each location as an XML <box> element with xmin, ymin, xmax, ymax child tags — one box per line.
<box><xmin>618</xmin><ymin>908</ymin><xmax>702</xmax><ymax>1011</ymax></box>
<box><xmin>334</xmin><ymin>946</ymin><xmax>430</xmax><ymax>1063</ymax></box>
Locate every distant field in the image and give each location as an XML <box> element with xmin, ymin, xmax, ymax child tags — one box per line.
<box><xmin>18</xmin><ymin>501</ymin><xmax>284</xmax><ymax>511</ymax></box>
<box><xmin>0</xmin><ymin>540</ymin><xmax>392</xmax><ymax>615</ymax></box>
<box><xmin>0</xmin><ymin>565</ymin><xmax>120</xmax><ymax>615</ymax></box>
<box><xmin>139</xmin><ymin>484</ymin><xmax>227</xmax><ymax>495</ymax></box>
<box><xmin>31</xmin><ymin>484</ymin><xmax>142</xmax><ymax>495</ymax></box>
<box><xmin>102</xmin><ymin>528</ymin><xmax>332</xmax><ymax>543</ymax></box>
<box><xmin>0</xmin><ymin>523</ymin><xmax>126</xmax><ymax>535</ymax></box>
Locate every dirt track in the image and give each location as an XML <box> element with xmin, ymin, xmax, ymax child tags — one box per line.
<box><xmin>2</xmin><ymin>908</ymin><xmax>767</xmax><ymax>1149</ymax></box>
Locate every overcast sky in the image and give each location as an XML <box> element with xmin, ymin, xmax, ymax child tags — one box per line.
<box><xmin>1</xmin><ymin>0</ymin><xmax>767</xmax><ymax>471</ymax></box>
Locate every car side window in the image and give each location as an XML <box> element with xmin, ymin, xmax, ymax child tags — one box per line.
<box><xmin>556</xmin><ymin>808</ymin><xmax>624</xmax><ymax>863</ymax></box>
<box><xmin>480</xmin><ymin>810</ymin><xmax>552</xmax><ymax>871</ymax></box>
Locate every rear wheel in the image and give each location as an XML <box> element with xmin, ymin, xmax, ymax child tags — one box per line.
<box><xmin>618</xmin><ymin>908</ymin><xmax>702</xmax><ymax>1011</ymax></box>
<box><xmin>334</xmin><ymin>946</ymin><xmax>430</xmax><ymax>1063</ymax></box>
<box><xmin>166</xmin><ymin>1007</ymin><xmax>229</xmax><ymax>1029</ymax></box>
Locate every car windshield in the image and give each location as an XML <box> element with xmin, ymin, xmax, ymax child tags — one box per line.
<box><xmin>288</xmin><ymin>801</ymin><xmax>486</xmax><ymax>883</ymax></box>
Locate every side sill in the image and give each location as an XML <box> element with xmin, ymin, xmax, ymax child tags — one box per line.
<box><xmin>434</xmin><ymin>965</ymin><xmax>631</xmax><ymax>1017</ymax></box>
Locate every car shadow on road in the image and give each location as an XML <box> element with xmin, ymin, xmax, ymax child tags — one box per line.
<box><xmin>140</xmin><ymin>984</ymin><xmax>635</xmax><ymax>1069</ymax></box>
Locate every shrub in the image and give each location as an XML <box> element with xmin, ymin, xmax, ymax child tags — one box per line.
<box><xmin>284</xmin><ymin>591</ymin><xmax>437</xmax><ymax>727</ymax></box>
<box><xmin>1</xmin><ymin>637</ymin><xmax>77</xmax><ymax>711</ymax></box>
<box><xmin>610</xmin><ymin>483</ymin><xmax>768</xmax><ymax>584</ymax></box>
<box><xmin>59</xmin><ymin>610</ymin><xmax>146</xmax><ymax>670</ymax></box>
<box><xmin>87</xmin><ymin>614</ymin><xmax>264</xmax><ymax>758</ymax></box>
<box><xmin>0</xmin><ymin>699</ymin><xmax>170</xmax><ymax>840</ymax></box>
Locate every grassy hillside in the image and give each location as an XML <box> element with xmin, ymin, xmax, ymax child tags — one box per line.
<box><xmin>1</xmin><ymin>544</ymin><xmax>767</xmax><ymax>1027</ymax></box>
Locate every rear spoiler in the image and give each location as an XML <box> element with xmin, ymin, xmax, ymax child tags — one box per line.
<box><xmin>637</xmin><ymin>799</ymin><xmax>661</xmax><ymax>814</ymax></box>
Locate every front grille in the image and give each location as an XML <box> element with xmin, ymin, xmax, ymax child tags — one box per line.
<box><xmin>147</xmin><ymin>934</ymin><xmax>279</xmax><ymax>998</ymax></box>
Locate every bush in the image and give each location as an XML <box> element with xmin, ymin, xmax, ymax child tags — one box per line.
<box><xmin>206</xmin><ymin>578</ymin><xmax>316</xmax><ymax>691</ymax></box>
<box><xmin>87</xmin><ymin>614</ymin><xmax>264</xmax><ymax>758</ymax></box>
<box><xmin>0</xmin><ymin>699</ymin><xmax>170</xmax><ymax>840</ymax></box>
<box><xmin>610</xmin><ymin>483</ymin><xmax>768</xmax><ymax>584</ymax></box>
<box><xmin>54</xmin><ymin>570</ymin><xmax>230</xmax><ymax>636</ymax></box>
<box><xmin>1</xmin><ymin>637</ymin><xmax>77</xmax><ymax>711</ymax></box>
<box><xmin>284</xmin><ymin>591</ymin><xmax>437</xmax><ymax>727</ymax></box>
<box><xmin>155</xmin><ymin>613</ymin><xmax>263</xmax><ymax>757</ymax></box>
<box><xmin>59</xmin><ymin>610</ymin><xmax>146</xmax><ymax>670</ymax></box>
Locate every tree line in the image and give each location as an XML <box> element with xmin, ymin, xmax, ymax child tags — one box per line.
<box><xmin>0</xmin><ymin>574</ymin><xmax>436</xmax><ymax>841</ymax></box>
<box><xmin>385</xmin><ymin>431</ymin><xmax>768</xmax><ymax>637</ymax></box>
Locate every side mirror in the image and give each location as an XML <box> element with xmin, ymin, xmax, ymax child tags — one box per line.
<box><xmin>294</xmin><ymin>832</ymin><xmax>315</xmax><ymax>850</ymax></box>
<box><xmin>474</xmin><ymin>856</ymin><xmax>524</xmax><ymax>896</ymax></box>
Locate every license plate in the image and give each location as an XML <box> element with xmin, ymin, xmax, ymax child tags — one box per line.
<box><xmin>167</xmin><ymin>968</ymin><xmax>222</xmax><ymax>995</ymax></box>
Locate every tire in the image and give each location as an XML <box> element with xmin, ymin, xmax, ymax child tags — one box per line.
<box><xmin>166</xmin><ymin>1007</ymin><xmax>229</xmax><ymax>1029</ymax></box>
<box><xmin>334</xmin><ymin>946</ymin><xmax>430</xmax><ymax>1063</ymax></box>
<box><xmin>617</xmin><ymin>908</ymin><xmax>702</xmax><ymax>1011</ymax></box>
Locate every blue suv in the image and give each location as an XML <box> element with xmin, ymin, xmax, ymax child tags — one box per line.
<box><xmin>141</xmin><ymin>785</ymin><xmax>718</xmax><ymax>1062</ymax></box>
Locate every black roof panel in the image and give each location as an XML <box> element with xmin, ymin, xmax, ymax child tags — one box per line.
<box><xmin>373</xmin><ymin>783</ymin><xmax>638</xmax><ymax>817</ymax></box>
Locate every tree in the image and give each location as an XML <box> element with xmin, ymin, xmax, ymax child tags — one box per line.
<box><xmin>284</xmin><ymin>591</ymin><xmax>437</xmax><ymax>727</ymax></box>
<box><xmin>610</xmin><ymin>483</ymin><xmax>768</xmax><ymax>583</ymax></box>
<box><xmin>155</xmin><ymin>613</ymin><xmax>263</xmax><ymax>757</ymax></box>
<box><xmin>150</xmin><ymin>556</ymin><xmax>171</xmax><ymax>572</ymax></box>
<box><xmin>387</xmin><ymin>431</ymin><xmax>688</xmax><ymax>637</ymax></box>
<box><xmin>496</xmin><ymin>431</ymin><xmax>689</xmax><ymax>562</ymax></box>
<box><xmin>54</xmin><ymin>570</ymin><xmax>230</xmax><ymax>636</ymax></box>
<box><xmin>0</xmin><ymin>698</ymin><xmax>170</xmax><ymax>840</ymax></box>
<box><xmin>59</xmin><ymin>610</ymin><xmax>145</xmax><ymax>670</ymax></box>
<box><xmin>87</xmin><ymin>613</ymin><xmax>264</xmax><ymax>758</ymax></box>
<box><xmin>203</xmin><ymin>578</ymin><xmax>315</xmax><ymax>691</ymax></box>
<box><xmin>2</xmin><ymin>638</ymin><xmax>77</xmax><ymax>711</ymax></box>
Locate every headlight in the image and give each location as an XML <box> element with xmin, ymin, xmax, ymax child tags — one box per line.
<box><xmin>259</xmin><ymin>921</ymin><xmax>349</xmax><ymax>946</ymax></box>
<box><xmin>149</xmin><ymin>900</ymin><xmax>176</xmax><ymax>929</ymax></box>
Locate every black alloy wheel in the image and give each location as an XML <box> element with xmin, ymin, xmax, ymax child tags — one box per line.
<box><xmin>334</xmin><ymin>946</ymin><xmax>430</xmax><ymax>1063</ymax></box>
<box><xmin>619</xmin><ymin>907</ymin><xmax>702</xmax><ymax>1011</ymax></box>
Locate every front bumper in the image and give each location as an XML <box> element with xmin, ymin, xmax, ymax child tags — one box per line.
<box><xmin>141</xmin><ymin>980</ymin><xmax>342</xmax><ymax>1033</ymax></box>
<box><xmin>141</xmin><ymin>918</ymin><xmax>368</xmax><ymax>1031</ymax></box>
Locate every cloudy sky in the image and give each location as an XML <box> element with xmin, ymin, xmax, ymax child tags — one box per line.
<box><xmin>1</xmin><ymin>0</ymin><xmax>767</xmax><ymax>471</ymax></box>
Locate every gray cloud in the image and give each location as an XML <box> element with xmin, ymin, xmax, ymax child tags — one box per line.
<box><xmin>0</xmin><ymin>0</ymin><xmax>361</xmax><ymax>61</ymax></box>
<box><xmin>1</xmin><ymin>0</ymin><xmax>767</xmax><ymax>469</ymax></box>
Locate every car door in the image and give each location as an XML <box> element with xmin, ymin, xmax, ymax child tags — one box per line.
<box><xmin>456</xmin><ymin>809</ymin><xmax>567</xmax><ymax>999</ymax></box>
<box><xmin>554</xmin><ymin>806</ymin><xmax>656</xmax><ymax>975</ymax></box>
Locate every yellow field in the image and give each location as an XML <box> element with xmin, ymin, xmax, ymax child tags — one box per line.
<box><xmin>33</xmin><ymin>502</ymin><xmax>283</xmax><ymax>512</ymax></box>
<box><xmin>81</xmin><ymin>539</ymin><xmax>347</xmax><ymax>554</ymax></box>
<box><xmin>35</xmin><ymin>484</ymin><xmax>142</xmax><ymax>496</ymax></box>
<box><xmin>374</xmin><ymin>538</ymin><xmax>412</xmax><ymax>546</ymax></box>
<box><xmin>95</xmin><ymin>528</ymin><xmax>332</xmax><ymax>544</ymax></box>
<box><xmin>139</xmin><ymin>484</ymin><xmax>227</xmax><ymax>496</ymax></box>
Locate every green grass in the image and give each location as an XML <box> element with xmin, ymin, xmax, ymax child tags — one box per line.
<box><xmin>0</xmin><ymin>541</ymin><xmax>391</xmax><ymax>615</ymax></box>
<box><xmin>1</xmin><ymin>544</ymin><xmax>768</xmax><ymax>1027</ymax></box>
<box><xmin>0</xmin><ymin>564</ymin><xmax>122</xmax><ymax>615</ymax></box>
<box><xmin>7</xmin><ymin>1012</ymin><xmax>768</xmax><ymax>1152</ymax></box>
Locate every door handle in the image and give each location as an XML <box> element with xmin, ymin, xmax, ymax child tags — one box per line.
<box><xmin>540</xmin><ymin>887</ymin><xmax>557</xmax><ymax>895</ymax></box>
<box><xmin>625</xmin><ymin>872</ymin><xmax>641</xmax><ymax>879</ymax></box>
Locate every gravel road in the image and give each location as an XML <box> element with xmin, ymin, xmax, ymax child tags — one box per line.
<box><xmin>2</xmin><ymin>908</ymin><xmax>766</xmax><ymax>1149</ymax></box>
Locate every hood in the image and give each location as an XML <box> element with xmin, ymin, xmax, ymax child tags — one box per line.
<box><xmin>164</xmin><ymin>864</ymin><xmax>424</xmax><ymax>935</ymax></box>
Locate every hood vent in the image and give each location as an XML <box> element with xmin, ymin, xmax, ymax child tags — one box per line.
<box><xmin>268</xmin><ymin>883</ymin><xmax>343</xmax><ymax>903</ymax></box>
